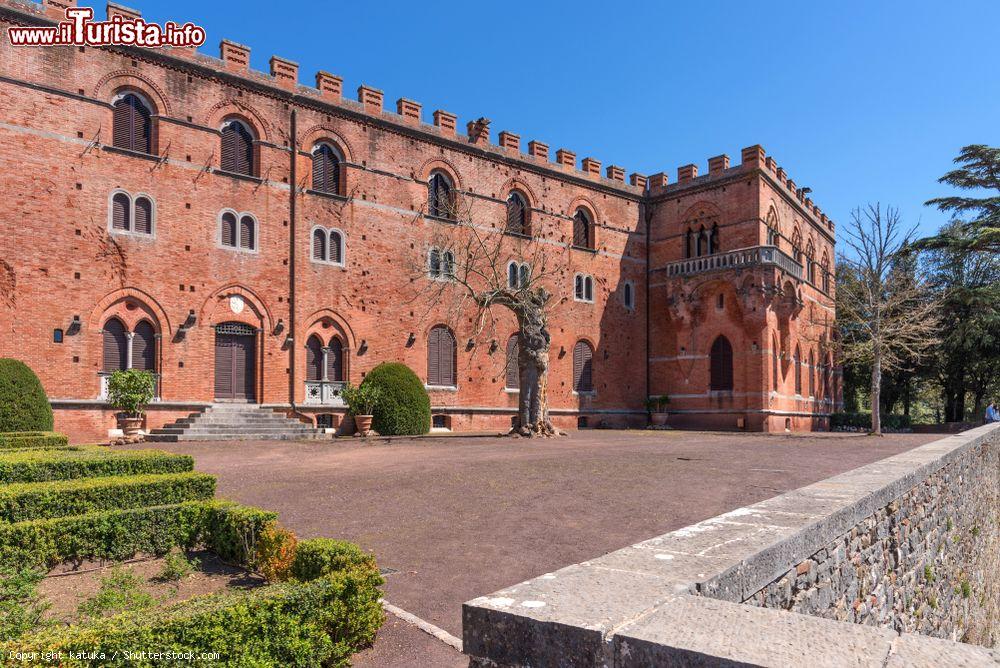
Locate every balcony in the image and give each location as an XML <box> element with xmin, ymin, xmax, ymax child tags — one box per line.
<box><xmin>304</xmin><ymin>380</ymin><xmax>346</xmax><ymax>406</ymax></box>
<box><xmin>663</xmin><ymin>245</ymin><xmax>803</xmax><ymax>280</ymax></box>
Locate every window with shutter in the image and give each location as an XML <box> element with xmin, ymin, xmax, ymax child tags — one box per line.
<box><xmin>239</xmin><ymin>215</ymin><xmax>255</xmax><ymax>250</ymax></box>
<box><xmin>112</xmin><ymin>93</ymin><xmax>152</xmax><ymax>154</ymax></box>
<box><xmin>132</xmin><ymin>320</ymin><xmax>156</xmax><ymax>371</ymax></box>
<box><xmin>111</xmin><ymin>192</ymin><xmax>131</xmax><ymax>231</ymax></box>
<box><xmin>428</xmin><ymin>172</ymin><xmax>453</xmax><ymax>219</ymax></box>
<box><xmin>808</xmin><ymin>350</ymin><xmax>815</xmax><ymax>396</ymax></box>
<box><xmin>794</xmin><ymin>345</ymin><xmax>802</xmax><ymax>395</ymax></box>
<box><xmin>506</xmin><ymin>192</ymin><xmax>527</xmax><ymax>235</ymax></box>
<box><xmin>573</xmin><ymin>209</ymin><xmax>592</xmax><ymax>249</ymax></box>
<box><xmin>428</xmin><ymin>325</ymin><xmax>456</xmax><ymax>386</ymax></box>
<box><xmin>442</xmin><ymin>251</ymin><xmax>455</xmax><ymax>279</ymax></box>
<box><xmin>312</xmin><ymin>228</ymin><xmax>326</xmax><ymax>261</ymax></box>
<box><xmin>710</xmin><ymin>336</ymin><xmax>734</xmax><ymax>391</ymax></box>
<box><xmin>584</xmin><ymin>277</ymin><xmax>593</xmax><ymax>302</ymax></box>
<box><xmin>772</xmin><ymin>335</ymin><xmax>780</xmax><ymax>391</ymax></box>
<box><xmin>573</xmin><ymin>340</ymin><xmax>594</xmax><ymax>392</ymax></box>
<box><xmin>507</xmin><ymin>262</ymin><xmax>518</xmax><ymax>289</ymax></box>
<box><xmin>133</xmin><ymin>196</ymin><xmax>153</xmax><ymax>235</ymax></box>
<box><xmin>312</xmin><ymin>144</ymin><xmax>340</xmax><ymax>194</ymax></box>
<box><xmin>505</xmin><ymin>335</ymin><xmax>519</xmax><ymax>390</ymax></box>
<box><xmin>518</xmin><ymin>264</ymin><xmax>529</xmax><ymax>288</ymax></box>
<box><xmin>305</xmin><ymin>335</ymin><xmax>323</xmax><ymax>381</ymax></box>
<box><xmin>624</xmin><ymin>282</ymin><xmax>634</xmax><ymax>309</ymax></box>
<box><xmin>221</xmin><ymin>119</ymin><xmax>255</xmax><ymax>176</ymax></box>
<box><xmin>220</xmin><ymin>212</ymin><xmax>237</xmax><ymax>247</ymax></box>
<box><xmin>428</xmin><ymin>248</ymin><xmax>441</xmax><ymax>278</ymax></box>
<box><xmin>327</xmin><ymin>338</ymin><xmax>344</xmax><ymax>381</ymax></box>
<box><xmin>329</xmin><ymin>231</ymin><xmax>343</xmax><ymax>264</ymax></box>
<box><xmin>102</xmin><ymin>318</ymin><xmax>128</xmax><ymax>372</ymax></box>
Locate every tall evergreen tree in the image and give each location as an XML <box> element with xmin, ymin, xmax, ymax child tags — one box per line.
<box><xmin>918</xmin><ymin>145</ymin><xmax>1000</xmax><ymax>253</ymax></box>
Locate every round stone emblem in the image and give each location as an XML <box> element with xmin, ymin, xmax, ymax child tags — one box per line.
<box><xmin>229</xmin><ymin>295</ymin><xmax>245</xmax><ymax>314</ymax></box>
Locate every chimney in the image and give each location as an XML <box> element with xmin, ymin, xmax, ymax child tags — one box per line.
<box><xmin>629</xmin><ymin>173</ymin><xmax>648</xmax><ymax>189</ymax></box>
<box><xmin>220</xmin><ymin>40</ymin><xmax>250</xmax><ymax>72</ymax></box>
<box><xmin>528</xmin><ymin>140</ymin><xmax>549</xmax><ymax>161</ymax></box>
<box><xmin>498</xmin><ymin>131</ymin><xmax>520</xmax><ymax>152</ymax></box>
<box><xmin>269</xmin><ymin>56</ymin><xmax>298</xmax><ymax>89</ymax></box>
<box><xmin>107</xmin><ymin>2</ymin><xmax>139</xmax><ymax>20</ymax></box>
<box><xmin>45</xmin><ymin>0</ymin><xmax>75</xmax><ymax>19</ymax></box>
<box><xmin>677</xmin><ymin>164</ymin><xmax>698</xmax><ymax>182</ymax></box>
<box><xmin>741</xmin><ymin>145</ymin><xmax>765</xmax><ymax>169</ymax></box>
<box><xmin>467</xmin><ymin>117</ymin><xmax>491</xmax><ymax>146</ymax></box>
<box><xmin>606</xmin><ymin>165</ymin><xmax>625</xmax><ymax>182</ymax></box>
<box><xmin>433</xmin><ymin>110</ymin><xmax>457</xmax><ymax>135</ymax></box>
<box><xmin>581</xmin><ymin>157</ymin><xmax>601</xmax><ymax>176</ymax></box>
<box><xmin>708</xmin><ymin>154</ymin><xmax>730</xmax><ymax>174</ymax></box>
<box><xmin>357</xmin><ymin>85</ymin><xmax>384</xmax><ymax>114</ymax></box>
<box><xmin>315</xmin><ymin>72</ymin><xmax>342</xmax><ymax>100</ymax></box>
<box><xmin>556</xmin><ymin>148</ymin><xmax>576</xmax><ymax>168</ymax></box>
<box><xmin>648</xmin><ymin>172</ymin><xmax>669</xmax><ymax>189</ymax></box>
<box><xmin>396</xmin><ymin>98</ymin><xmax>422</xmax><ymax>124</ymax></box>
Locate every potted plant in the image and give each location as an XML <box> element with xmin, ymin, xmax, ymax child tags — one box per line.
<box><xmin>341</xmin><ymin>382</ymin><xmax>382</xmax><ymax>436</ymax></box>
<box><xmin>107</xmin><ymin>369</ymin><xmax>156</xmax><ymax>437</ymax></box>
<box><xmin>645</xmin><ymin>394</ymin><xmax>670</xmax><ymax>427</ymax></box>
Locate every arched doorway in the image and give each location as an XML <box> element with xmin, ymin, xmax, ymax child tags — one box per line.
<box><xmin>214</xmin><ymin>322</ymin><xmax>257</xmax><ymax>401</ymax></box>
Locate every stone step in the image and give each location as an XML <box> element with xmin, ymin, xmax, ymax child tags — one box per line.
<box><xmin>146</xmin><ymin>432</ymin><xmax>325</xmax><ymax>442</ymax></box>
<box><xmin>170</xmin><ymin>416</ymin><xmax>303</xmax><ymax>426</ymax></box>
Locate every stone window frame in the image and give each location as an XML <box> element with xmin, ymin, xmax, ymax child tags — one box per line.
<box><xmin>427</xmin><ymin>246</ymin><xmax>455</xmax><ymax>281</ymax></box>
<box><xmin>107</xmin><ymin>189</ymin><xmax>156</xmax><ymax>239</ymax></box>
<box><xmin>310</xmin><ymin>224</ymin><xmax>346</xmax><ymax>268</ymax></box>
<box><xmin>574</xmin><ymin>273</ymin><xmax>595</xmax><ymax>303</ymax></box>
<box><xmin>216</xmin><ymin>208</ymin><xmax>260</xmax><ymax>254</ymax></box>
<box><xmin>506</xmin><ymin>260</ymin><xmax>531</xmax><ymax>290</ymax></box>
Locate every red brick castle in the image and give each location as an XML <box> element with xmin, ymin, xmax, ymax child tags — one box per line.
<box><xmin>0</xmin><ymin>1</ymin><xmax>841</xmax><ymax>442</ymax></box>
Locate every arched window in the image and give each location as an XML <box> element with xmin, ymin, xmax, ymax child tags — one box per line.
<box><xmin>791</xmin><ymin>228</ymin><xmax>803</xmax><ymax>263</ymax></box>
<box><xmin>305</xmin><ymin>335</ymin><xmax>324</xmax><ymax>381</ymax></box>
<box><xmin>112</xmin><ymin>92</ymin><xmax>152</xmax><ymax>154</ymax></box>
<box><xmin>772</xmin><ymin>334</ymin><xmax>780</xmax><ymax>391</ymax></box>
<box><xmin>428</xmin><ymin>247</ymin><xmax>442</xmax><ymax>278</ymax></box>
<box><xmin>794</xmin><ymin>344</ymin><xmax>802</xmax><ymax>395</ymax></box>
<box><xmin>220</xmin><ymin>211</ymin><xmax>237</xmax><ymax>248</ymax></box>
<box><xmin>111</xmin><ymin>192</ymin><xmax>131</xmax><ymax>231</ymax></box>
<box><xmin>428</xmin><ymin>171</ymin><xmax>454</xmax><ymax>219</ymax></box>
<box><xmin>824</xmin><ymin>354</ymin><xmax>833</xmax><ymax>400</ymax></box>
<box><xmin>821</xmin><ymin>254</ymin><xmax>831</xmax><ymax>293</ymax></box>
<box><xmin>239</xmin><ymin>215</ymin><xmax>256</xmax><ymax>250</ymax></box>
<box><xmin>312</xmin><ymin>228</ymin><xmax>327</xmax><ymax>261</ymax></box>
<box><xmin>573</xmin><ymin>208</ymin><xmax>593</xmax><ymax>249</ymax></box>
<box><xmin>572</xmin><ymin>340</ymin><xmax>594</xmax><ymax>392</ymax></box>
<box><xmin>685</xmin><ymin>228</ymin><xmax>694</xmax><ymax>258</ymax></box>
<box><xmin>623</xmin><ymin>281</ymin><xmax>635</xmax><ymax>310</ymax></box>
<box><xmin>134</xmin><ymin>196</ymin><xmax>153</xmax><ymax>235</ymax></box>
<box><xmin>709</xmin><ymin>224</ymin><xmax>719</xmax><ymax>254</ymax></box>
<box><xmin>427</xmin><ymin>325</ymin><xmax>456</xmax><ymax>387</ymax></box>
<box><xmin>102</xmin><ymin>317</ymin><xmax>128</xmax><ymax>372</ymax></box>
<box><xmin>709</xmin><ymin>335</ymin><xmax>733</xmax><ymax>391</ymax></box>
<box><xmin>696</xmin><ymin>225</ymin><xmax>706</xmax><ymax>256</ymax></box>
<box><xmin>808</xmin><ymin>350</ymin><xmax>815</xmax><ymax>396</ymax></box>
<box><xmin>132</xmin><ymin>320</ymin><xmax>156</xmax><ymax>372</ymax></box>
<box><xmin>329</xmin><ymin>230</ymin><xmax>343</xmax><ymax>264</ymax></box>
<box><xmin>507</xmin><ymin>262</ymin><xmax>518</xmax><ymax>289</ymax></box>
<box><xmin>327</xmin><ymin>337</ymin><xmax>344</xmax><ymax>382</ymax></box>
<box><xmin>766</xmin><ymin>207</ymin><xmax>780</xmax><ymax>247</ymax></box>
<box><xmin>220</xmin><ymin>118</ymin><xmax>255</xmax><ymax>176</ymax></box>
<box><xmin>806</xmin><ymin>242</ymin><xmax>816</xmax><ymax>284</ymax></box>
<box><xmin>574</xmin><ymin>274</ymin><xmax>594</xmax><ymax>302</ymax></box>
<box><xmin>505</xmin><ymin>335</ymin><xmax>519</xmax><ymax>390</ymax></box>
<box><xmin>311</xmin><ymin>143</ymin><xmax>341</xmax><ymax>194</ymax></box>
<box><xmin>506</xmin><ymin>192</ymin><xmax>528</xmax><ymax>236</ymax></box>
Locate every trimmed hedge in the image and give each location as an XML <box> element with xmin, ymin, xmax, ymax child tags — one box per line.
<box><xmin>0</xmin><ymin>433</ymin><xmax>68</xmax><ymax>451</ymax></box>
<box><xmin>1</xmin><ymin>567</ymin><xmax>384</xmax><ymax>667</ymax></box>
<box><xmin>0</xmin><ymin>500</ymin><xmax>276</xmax><ymax>570</ymax></box>
<box><xmin>0</xmin><ymin>359</ymin><xmax>53</xmax><ymax>433</ymax></box>
<box><xmin>831</xmin><ymin>412</ymin><xmax>912</xmax><ymax>431</ymax></box>
<box><xmin>0</xmin><ymin>472</ymin><xmax>216</xmax><ymax>523</ymax></box>
<box><xmin>361</xmin><ymin>362</ymin><xmax>431</xmax><ymax>436</ymax></box>
<box><xmin>291</xmin><ymin>538</ymin><xmax>378</xmax><ymax>582</ymax></box>
<box><xmin>0</xmin><ymin>448</ymin><xmax>193</xmax><ymax>484</ymax></box>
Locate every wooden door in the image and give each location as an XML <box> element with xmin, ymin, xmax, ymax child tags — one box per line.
<box><xmin>214</xmin><ymin>323</ymin><xmax>256</xmax><ymax>401</ymax></box>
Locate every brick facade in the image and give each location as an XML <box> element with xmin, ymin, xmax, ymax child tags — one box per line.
<box><xmin>0</xmin><ymin>1</ymin><xmax>840</xmax><ymax>442</ymax></box>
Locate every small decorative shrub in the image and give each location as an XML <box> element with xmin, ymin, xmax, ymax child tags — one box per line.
<box><xmin>361</xmin><ymin>362</ymin><xmax>431</xmax><ymax>436</ymax></box>
<box><xmin>0</xmin><ymin>447</ymin><xmax>193</xmax><ymax>484</ymax></box>
<box><xmin>645</xmin><ymin>395</ymin><xmax>670</xmax><ymax>412</ymax></box>
<box><xmin>0</xmin><ymin>433</ymin><xmax>68</xmax><ymax>451</ymax></box>
<box><xmin>78</xmin><ymin>566</ymin><xmax>155</xmax><ymax>619</ymax></box>
<box><xmin>106</xmin><ymin>369</ymin><xmax>155</xmax><ymax>417</ymax></box>
<box><xmin>0</xmin><ymin>359</ymin><xmax>53</xmax><ymax>433</ymax></box>
<box><xmin>341</xmin><ymin>382</ymin><xmax>382</xmax><ymax>416</ymax></box>
<box><xmin>254</xmin><ymin>523</ymin><xmax>298</xmax><ymax>582</ymax></box>
<box><xmin>158</xmin><ymin>548</ymin><xmax>199</xmax><ymax>582</ymax></box>
<box><xmin>0</xmin><ymin>567</ymin><xmax>49</xmax><ymax>642</ymax></box>
<box><xmin>291</xmin><ymin>538</ymin><xmax>378</xmax><ymax>582</ymax></box>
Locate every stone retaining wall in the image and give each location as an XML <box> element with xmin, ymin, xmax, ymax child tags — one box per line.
<box><xmin>463</xmin><ymin>423</ymin><xmax>1000</xmax><ymax>667</ymax></box>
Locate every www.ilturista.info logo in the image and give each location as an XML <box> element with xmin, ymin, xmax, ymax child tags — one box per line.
<box><xmin>7</xmin><ymin>7</ymin><xmax>206</xmax><ymax>47</ymax></box>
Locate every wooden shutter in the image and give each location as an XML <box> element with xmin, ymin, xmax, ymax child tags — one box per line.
<box><xmin>239</xmin><ymin>215</ymin><xmax>255</xmax><ymax>250</ymax></box>
<box><xmin>305</xmin><ymin>335</ymin><xmax>323</xmax><ymax>381</ymax></box>
<box><xmin>507</xmin><ymin>193</ymin><xmax>525</xmax><ymax>235</ymax></box>
<box><xmin>132</xmin><ymin>97</ymin><xmax>151</xmax><ymax>154</ymax></box>
<box><xmin>794</xmin><ymin>346</ymin><xmax>802</xmax><ymax>394</ymax></box>
<box><xmin>573</xmin><ymin>210</ymin><xmax>590</xmax><ymax>248</ymax></box>
<box><xmin>132</xmin><ymin>320</ymin><xmax>156</xmax><ymax>371</ymax></box>
<box><xmin>102</xmin><ymin>318</ymin><xmax>127</xmax><ymax>371</ymax></box>
<box><xmin>710</xmin><ymin>336</ymin><xmax>733</xmax><ymax>391</ymax></box>
<box><xmin>312</xmin><ymin>145</ymin><xmax>340</xmax><ymax>194</ymax></box>
<box><xmin>427</xmin><ymin>327</ymin><xmax>441</xmax><ymax>385</ymax></box>
<box><xmin>573</xmin><ymin>341</ymin><xmax>593</xmax><ymax>392</ymax></box>
<box><xmin>113</xmin><ymin>98</ymin><xmax>132</xmax><ymax>150</ymax></box>
<box><xmin>329</xmin><ymin>231</ymin><xmax>342</xmax><ymax>264</ymax></box>
<box><xmin>808</xmin><ymin>351</ymin><xmax>815</xmax><ymax>395</ymax></box>
<box><xmin>214</xmin><ymin>333</ymin><xmax>233</xmax><ymax>398</ymax></box>
<box><xmin>133</xmin><ymin>197</ymin><xmax>152</xmax><ymax>235</ymax></box>
<box><xmin>505</xmin><ymin>335</ymin><xmax>519</xmax><ymax>389</ymax></box>
<box><xmin>429</xmin><ymin>173</ymin><xmax>452</xmax><ymax>219</ymax></box>
<box><xmin>221</xmin><ymin>120</ymin><xmax>254</xmax><ymax>175</ymax></box>
<box><xmin>221</xmin><ymin>212</ymin><xmax>236</xmax><ymax>247</ymax></box>
<box><xmin>441</xmin><ymin>328</ymin><xmax>455</xmax><ymax>386</ymax></box>
<box><xmin>111</xmin><ymin>192</ymin><xmax>130</xmax><ymax>231</ymax></box>
<box><xmin>312</xmin><ymin>146</ymin><xmax>327</xmax><ymax>191</ymax></box>
<box><xmin>327</xmin><ymin>338</ymin><xmax>344</xmax><ymax>381</ymax></box>
<box><xmin>508</xmin><ymin>263</ymin><xmax>518</xmax><ymax>289</ymax></box>
<box><xmin>312</xmin><ymin>229</ymin><xmax>326</xmax><ymax>261</ymax></box>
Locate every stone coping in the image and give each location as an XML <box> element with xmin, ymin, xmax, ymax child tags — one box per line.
<box><xmin>463</xmin><ymin>423</ymin><xmax>1000</xmax><ymax>667</ymax></box>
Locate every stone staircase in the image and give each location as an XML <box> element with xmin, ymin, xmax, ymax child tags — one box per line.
<box><xmin>146</xmin><ymin>404</ymin><xmax>322</xmax><ymax>442</ymax></box>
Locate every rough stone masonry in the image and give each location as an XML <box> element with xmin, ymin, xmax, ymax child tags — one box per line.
<box><xmin>463</xmin><ymin>423</ymin><xmax>1000</xmax><ymax>666</ymax></box>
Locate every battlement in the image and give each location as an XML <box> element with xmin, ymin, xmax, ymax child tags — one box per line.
<box><xmin>647</xmin><ymin>144</ymin><xmax>834</xmax><ymax>233</ymax></box>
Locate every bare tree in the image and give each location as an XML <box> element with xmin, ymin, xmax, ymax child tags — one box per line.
<box><xmin>836</xmin><ymin>204</ymin><xmax>940</xmax><ymax>434</ymax></box>
<box><xmin>408</xmin><ymin>190</ymin><xmax>571</xmax><ymax>437</ymax></box>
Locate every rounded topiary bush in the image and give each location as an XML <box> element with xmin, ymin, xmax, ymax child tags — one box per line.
<box><xmin>361</xmin><ymin>362</ymin><xmax>430</xmax><ymax>436</ymax></box>
<box><xmin>0</xmin><ymin>358</ymin><xmax>53</xmax><ymax>433</ymax></box>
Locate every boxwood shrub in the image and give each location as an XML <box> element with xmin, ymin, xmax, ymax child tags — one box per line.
<box><xmin>291</xmin><ymin>538</ymin><xmax>378</xmax><ymax>582</ymax></box>
<box><xmin>1</xmin><ymin>567</ymin><xmax>384</xmax><ymax>667</ymax></box>
<box><xmin>0</xmin><ymin>433</ymin><xmax>68</xmax><ymax>451</ymax></box>
<box><xmin>0</xmin><ymin>359</ymin><xmax>53</xmax><ymax>433</ymax></box>
<box><xmin>831</xmin><ymin>412</ymin><xmax>912</xmax><ymax>431</ymax></box>
<box><xmin>0</xmin><ymin>472</ymin><xmax>216</xmax><ymax>523</ymax></box>
<box><xmin>0</xmin><ymin>500</ymin><xmax>276</xmax><ymax>570</ymax></box>
<box><xmin>361</xmin><ymin>362</ymin><xmax>431</xmax><ymax>436</ymax></box>
<box><xmin>0</xmin><ymin>448</ymin><xmax>194</xmax><ymax>483</ymax></box>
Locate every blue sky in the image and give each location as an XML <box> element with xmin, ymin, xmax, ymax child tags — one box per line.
<box><xmin>141</xmin><ymin>0</ymin><xmax>998</xmax><ymax>243</ymax></box>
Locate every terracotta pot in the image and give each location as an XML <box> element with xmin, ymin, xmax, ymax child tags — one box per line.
<box><xmin>354</xmin><ymin>414</ymin><xmax>374</xmax><ymax>435</ymax></box>
<box><xmin>650</xmin><ymin>412</ymin><xmax>669</xmax><ymax>427</ymax></box>
<box><xmin>118</xmin><ymin>414</ymin><xmax>144</xmax><ymax>436</ymax></box>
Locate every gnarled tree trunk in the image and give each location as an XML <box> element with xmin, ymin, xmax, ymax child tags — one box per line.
<box><xmin>509</xmin><ymin>290</ymin><xmax>559</xmax><ymax>437</ymax></box>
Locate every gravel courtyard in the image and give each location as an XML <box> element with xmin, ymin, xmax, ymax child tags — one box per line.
<box><xmin>135</xmin><ymin>429</ymin><xmax>938</xmax><ymax>666</ymax></box>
